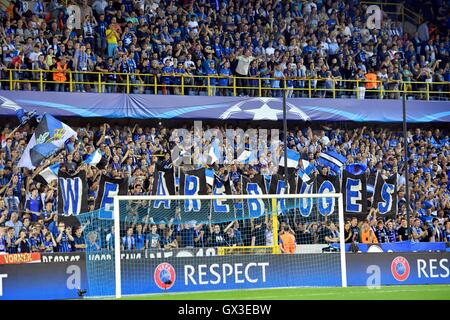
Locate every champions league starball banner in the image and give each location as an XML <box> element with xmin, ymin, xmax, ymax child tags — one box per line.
<box><xmin>0</xmin><ymin>91</ymin><xmax>449</xmax><ymax>122</ymax></box>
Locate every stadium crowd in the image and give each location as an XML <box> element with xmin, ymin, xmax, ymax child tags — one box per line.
<box><xmin>0</xmin><ymin>120</ymin><xmax>448</xmax><ymax>253</ymax></box>
<box><xmin>0</xmin><ymin>0</ymin><xmax>448</xmax><ymax>99</ymax></box>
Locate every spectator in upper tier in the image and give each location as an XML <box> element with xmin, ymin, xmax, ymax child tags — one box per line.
<box><xmin>0</xmin><ymin>0</ymin><xmax>448</xmax><ymax>100</ymax></box>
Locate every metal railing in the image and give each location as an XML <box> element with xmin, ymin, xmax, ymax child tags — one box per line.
<box><xmin>1</xmin><ymin>69</ymin><xmax>449</xmax><ymax>100</ymax></box>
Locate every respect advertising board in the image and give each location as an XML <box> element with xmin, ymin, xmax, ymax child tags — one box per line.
<box><xmin>118</xmin><ymin>254</ymin><xmax>342</xmax><ymax>295</ymax></box>
<box><xmin>346</xmin><ymin>252</ymin><xmax>450</xmax><ymax>286</ymax></box>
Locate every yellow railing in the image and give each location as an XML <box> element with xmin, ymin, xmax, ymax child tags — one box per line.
<box><xmin>1</xmin><ymin>69</ymin><xmax>449</xmax><ymax>100</ymax></box>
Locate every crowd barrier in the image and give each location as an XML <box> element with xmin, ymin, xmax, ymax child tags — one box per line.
<box><xmin>2</xmin><ymin>69</ymin><xmax>448</xmax><ymax>101</ymax></box>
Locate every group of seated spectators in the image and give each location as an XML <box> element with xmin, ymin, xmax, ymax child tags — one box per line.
<box><xmin>0</xmin><ymin>118</ymin><xmax>448</xmax><ymax>253</ymax></box>
<box><xmin>0</xmin><ymin>0</ymin><xmax>448</xmax><ymax>99</ymax></box>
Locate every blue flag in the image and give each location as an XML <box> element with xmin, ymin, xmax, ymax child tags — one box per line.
<box><xmin>18</xmin><ymin>114</ymin><xmax>77</xmax><ymax>169</ymax></box>
<box><xmin>318</xmin><ymin>151</ymin><xmax>346</xmax><ymax>174</ymax></box>
<box><xmin>345</xmin><ymin>163</ymin><xmax>368</xmax><ymax>175</ymax></box>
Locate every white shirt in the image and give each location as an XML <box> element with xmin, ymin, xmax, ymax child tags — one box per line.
<box><xmin>28</xmin><ymin>51</ymin><xmax>41</xmax><ymax>62</ymax></box>
<box><xmin>188</xmin><ymin>20</ymin><xmax>199</xmax><ymax>33</ymax></box>
<box><xmin>235</xmin><ymin>55</ymin><xmax>255</xmax><ymax>76</ymax></box>
<box><xmin>265</xmin><ymin>46</ymin><xmax>275</xmax><ymax>56</ymax></box>
<box><xmin>92</xmin><ymin>0</ymin><xmax>108</xmax><ymax>15</ymax></box>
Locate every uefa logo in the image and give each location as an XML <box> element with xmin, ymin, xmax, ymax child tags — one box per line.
<box><xmin>154</xmin><ymin>262</ymin><xmax>176</xmax><ymax>290</ymax></box>
<box><xmin>391</xmin><ymin>256</ymin><xmax>410</xmax><ymax>282</ymax></box>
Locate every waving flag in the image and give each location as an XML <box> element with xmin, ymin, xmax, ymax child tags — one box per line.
<box><xmin>84</xmin><ymin>149</ymin><xmax>102</xmax><ymax>166</ymax></box>
<box><xmin>237</xmin><ymin>149</ymin><xmax>253</xmax><ymax>164</ymax></box>
<box><xmin>207</xmin><ymin>140</ymin><xmax>221</xmax><ymax>165</ymax></box>
<box><xmin>34</xmin><ymin>163</ymin><xmax>60</xmax><ymax>185</ymax></box>
<box><xmin>298</xmin><ymin>159</ymin><xmax>314</xmax><ymax>182</ymax></box>
<box><xmin>318</xmin><ymin>151</ymin><xmax>346</xmax><ymax>174</ymax></box>
<box><xmin>205</xmin><ymin>168</ymin><xmax>215</xmax><ymax>186</ymax></box>
<box><xmin>18</xmin><ymin>114</ymin><xmax>77</xmax><ymax>169</ymax></box>
<box><xmin>279</xmin><ymin>148</ymin><xmax>300</xmax><ymax>168</ymax></box>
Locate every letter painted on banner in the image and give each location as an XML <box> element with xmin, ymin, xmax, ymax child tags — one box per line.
<box><xmin>246</xmin><ymin>183</ymin><xmax>265</xmax><ymax>218</ymax></box>
<box><xmin>59</xmin><ymin>177</ymin><xmax>83</xmax><ymax>215</ymax></box>
<box><xmin>213</xmin><ymin>190</ymin><xmax>230</xmax><ymax>213</ymax></box>
<box><xmin>298</xmin><ymin>181</ymin><xmax>313</xmax><ymax>217</ymax></box>
<box><xmin>275</xmin><ymin>180</ymin><xmax>287</xmax><ymax>214</ymax></box>
<box><xmin>184</xmin><ymin>175</ymin><xmax>200</xmax><ymax>212</ymax></box>
<box><xmin>318</xmin><ymin>180</ymin><xmax>335</xmax><ymax>216</ymax></box>
<box><xmin>346</xmin><ymin>178</ymin><xmax>362</xmax><ymax>213</ymax></box>
<box><xmin>377</xmin><ymin>182</ymin><xmax>395</xmax><ymax>214</ymax></box>
<box><xmin>100</xmin><ymin>182</ymin><xmax>120</xmax><ymax>212</ymax></box>
<box><xmin>154</xmin><ymin>172</ymin><xmax>171</xmax><ymax>209</ymax></box>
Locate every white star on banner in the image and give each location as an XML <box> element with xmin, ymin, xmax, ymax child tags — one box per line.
<box><xmin>245</xmin><ymin>104</ymin><xmax>283</xmax><ymax>120</ymax></box>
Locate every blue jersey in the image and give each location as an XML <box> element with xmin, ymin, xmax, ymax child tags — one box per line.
<box><xmin>57</xmin><ymin>233</ymin><xmax>72</xmax><ymax>252</ymax></box>
<box><xmin>161</xmin><ymin>234</ymin><xmax>176</xmax><ymax>247</ymax></box>
<box><xmin>386</xmin><ymin>229</ymin><xmax>397</xmax><ymax>242</ymax></box>
<box><xmin>146</xmin><ymin>233</ymin><xmax>160</xmax><ymax>248</ymax></box>
<box><xmin>180</xmin><ymin>228</ymin><xmax>195</xmax><ymax>247</ymax></box>
<box><xmin>26</xmin><ymin>197</ymin><xmax>43</xmax><ymax>222</ymax></box>
<box><xmin>97</xmin><ymin>21</ymin><xmax>107</xmax><ymax>38</ymax></box>
<box><xmin>123</xmin><ymin>32</ymin><xmax>134</xmax><ymax>47</ymax></box>
<box><xmin>219</xmin><ymin>68</ymin><xmax>231</xmax><ymax>86</ymax></box>
<box><xmin>29</xmin><ymin>235</ymin><xmax>43</xmax><ymax>250</ymax></box>
<box><xmin>73</xmin><ymin>235</ymin><xmax>85</xmax><ymax>252</ymax></box>
<box><xmin>43</xmin><ymin>239</ymin><xmax>55</xmax><ymax>252</ymax></box>
<box><xmin>207</xmin><ymin>68</ymin><xmax>218</xmax><ymax>86</ymax></box>
<box><xmin>214</xmin><ymin>44</ymin><xmax>223</xmax><ymax>58</ymax></box>
<box><xmin>122</xmin><ymin>235</ymin><xmax>135</xmax><ymax>250</ymax></box>
<box><xmin>445</xmin><ymin>230</ymin><xmax>450</xmax><ymax>242</ymax></box>
<box><xmin>161</xmin><ymin>65</ymin><xmax>174</xmax><ymax>84</ymax></box>
<box><xmin>0</xmin><ymin>235</ymin><xmax>5</xmax><ymax>252</ymax></box>
<box><xmin>87</xmin><ymin>240</ymin><xmax>101</xmax><ymax>251</ymax></box>
<box><xmin>420</xmin><ymin>215</ymin><xmax>433</xmax><ymax>225</ymax></box>
<box><xmin>134</xmin><ymin>233</ymin><xmax>146</xmax><ymax>250</ymax></box>
<box><xmin>194</xmin><ymin>229</ymin><xmax>205</xmax><ymax>247</ymax></box>
<box><xmin>174</xmin><ymin>68</ymin><xmax>185</xmax><ymax>85</ymax></box>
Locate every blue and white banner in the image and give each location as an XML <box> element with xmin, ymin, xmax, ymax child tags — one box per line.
<box><xmin>279</xmin><ymin>148</ymin><xmax>300</xmax><ymax>168</ymax></box>
<box><xmin>315</xmin><ymin>173</ymin><xmax>340</xmax><ymax>216</ymax></box>
<box><xmin>57</xmin><ymin>171</ymin><xmax>89</xmax><ymax>216</ymax></box>
<box><xmin>342</xmin><ymin>170</ymin><xmax>368</xmax><ymax>216</ymax></box>
<box><xmin>34</xmin><ymin>163</ymin><xmax>60</xmax><ymax>185</ymax></box>
<box><xmin>151</xmin><ymin>167</ymin><xmax>176</xmax><ymax>212</ymax></box>
<box><xmin>179</xmin><ymin>168</ymin><xmax>208</xmax><ymax>213</ymax></box>
<box><xmin>373</xmin><ymin>172</ymin><xmax>397</xmax><ymax>217</ymax></box>
<box><xmin>318</xmin><ymin>151</ymin><xmax>346</xmax><ymax>174</ymax></box>
<box><xmin>242</xmin><ymin>175</ymin><xmax>267</xmax><ymax>218</ymax></box>
<box><xmin>18</xmin><ymin>114</ymin><xmax>77</xmax><ymax>169</ymax></box>
<box><xmin>84</xmin><ymin>149</ymin><xmax>102</xmax><ymax>166</ymax></box>
<box><xmin>0</xmin><ymin>92</ymin><xmax>448</xmax><ymax>122</ymax></box>
<box><xmin>298</xmin><ymin>159</ymin><xmax>314</xmax><ymax>182</ymax></box>
<box><xmin>95</xmin><ymin>175</ymin><xmax>128</xmax><ymax>219</ymax></box>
